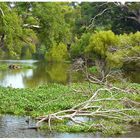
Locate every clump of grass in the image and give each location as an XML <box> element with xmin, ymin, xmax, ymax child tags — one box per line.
<box><xmin>0</xmin><ymin>64</ymin><xmax>8</xmax><ymax>70</ymax></box>
<box><xmin>101</xmin><ymin>120</ymin><xmax>126</xmax><ymax>136</ymax></box>
<box><xmin>0</xmin><ymin>64</ymin><xmax>33</xmax><ymax>70</ymax></box>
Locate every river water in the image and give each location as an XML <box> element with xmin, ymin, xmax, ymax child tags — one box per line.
<box><xmin>0</xmin><ymin>115</ymin><xmax>139</xmax><ymax>138</ymax></box>
<box><xmin>0</xmin><ymin>115</ymin><xmax>101</xmax><ymax>138</ymax></box>
<box><xmin>0</xmin><ymin>60</ymin><xmax>139</xmax><ymax>138</ymax></box>
<box><xmin>0</xmin><ymin>60</ymin><xmax>84</xmax><ymax>88</ymax></box>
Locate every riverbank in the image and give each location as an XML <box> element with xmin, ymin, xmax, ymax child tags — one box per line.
<box><xmin>0</xmin><ymin>82</ymin><xmax>140</xmax><ymax>136</ymax></box>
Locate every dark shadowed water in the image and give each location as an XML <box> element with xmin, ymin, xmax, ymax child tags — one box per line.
<box><xmin>125</xmin><ymin>71</ymin><xmax>140</xmax><ymax>83</ymax></box>
<box><xmin>0</xmin><ymin>115</ymin><xmax>101</xmax><ymax>138</ymax></box>
<box><xmin>0</xmin><ymin>115</ymin><xmax>139</xmax><ymax>138</ymax></box>
<box><xmin>0</xmin><ymin>60</ymin><xmax>84</xmax><ymax>88</ymax></box>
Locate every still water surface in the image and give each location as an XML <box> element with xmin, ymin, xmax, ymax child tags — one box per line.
<box><xmin>0</xmin><ymin>60</ymin><xmax>139</xmax><ymax>88</ymax></box>
<box><xmin>0</xmin><ymin>60</ymin><xmax>84</xmax><ymax>88</ymax></box>
<box><xmin>0</xmin><ymin>115</ymin><xmax>139</xmax><ymax>138</ymax></box>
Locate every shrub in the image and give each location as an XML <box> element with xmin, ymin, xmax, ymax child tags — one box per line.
<box><xmin>70</xmin><ymin>33</ymin><xmax>91</xmax><ymax>59</ymax></box>
<box><xmin>86</xmin><ymin>30</ymin><xmax>119</xmax><ymax>59</ymax></box>
<box><xmin>45</xmin><ymin>42</ymin><xmax>69</xmax><ymax>62</ymax></box>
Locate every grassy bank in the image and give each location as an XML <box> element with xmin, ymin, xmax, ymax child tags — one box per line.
<box><xmin>0</xmin><ymin>83</ymin><xmax>140</xmax><ymax>136</ymax></box>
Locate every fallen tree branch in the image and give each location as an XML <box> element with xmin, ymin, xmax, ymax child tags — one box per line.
<box><xmin>35</xmin><ymin>62</ymin><xmax>140</xmax><ymax>131</ymax></box>
<box><xmin>36</xmin><ymin>86</ymin><xmax>139</xmax><ymax>130</ymax></box>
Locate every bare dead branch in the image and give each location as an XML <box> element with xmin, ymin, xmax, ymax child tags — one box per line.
<box><xmin>0</xmin><ymin>7</ymin><xmax>4</xmax><ymax>16</ymax></box>
<box><xmin>36</xmin><ymin>85</ymin><xmax>139</xmax><ymax>129</ymax></box>
<box><xmin>35</xmin><ymin>59</ymin><xmax>139</xmax><ymax>131</ymax></box>
<box><xmin>23</xmin><ymin>24</ymin><xmax>40</xmax><ymax>28</ymax></box>
<box><xmin>88</xmin><ymin>7</ymin><xmax>112</xmax><ymax>29</ymax></box>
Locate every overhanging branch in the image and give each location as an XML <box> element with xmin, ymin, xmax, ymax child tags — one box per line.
<box><xmin>0</xmin><ymin>7</ymin><xmax>4</xmax><ymax>16</ymax></box>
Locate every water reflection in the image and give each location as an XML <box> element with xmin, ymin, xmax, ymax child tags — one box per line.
<box><xmin>0</xmin><ymin>69</ymin><xmax>33</xmax><ymax>88</ymax></box>
<box><xmin>0</xmin><ymin>115</ymin><xmax>101</xmax><ymax>138</ymax></box>
<box><xmin>0</xmin><ymin>60</ymin><xmax>84</xmax><ymax>88</ymax></box>
<box><xmin>0</xmin><ymin>115</ymin><xmax>139</xmax><ymax>138</ymax></box>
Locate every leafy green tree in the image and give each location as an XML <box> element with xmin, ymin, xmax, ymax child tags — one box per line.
<box><xmin>1</xmin><ymin>1</ymin><xmax>140</xmax><ymax>62</ymax></box>
<box><xmin>86</xmin><ymin>30</ymin><xmax>119</xmax><ymax>76</ymax></box>
<box><xmin>77</xmin><ymin>2</ymin><xmax>140</xmax><ymax>34</ymax></box>
<box><xmin>125</xmin><ymin>2</ymin><xmax>140</xmax><ymax>25</ymax></box>
<box><xmin>86</xmin><ymin>30</ymin><xmax>140</xmax><ymax>73</ymax></box>
<box><xmin>0</xmin><ymin>2</ymin><xmax>38</xmax><ymax>59</ymax></box>
<box><xmin>120</xmin><ymin>32</ymin><xmax>140</xmax><ymax>69</ymax></box>
<box><xmin>24</xmin><ymin>2</ymin><xmax>76</xmax><ymax>59</ymax></box>
<box><xmin>32</xmin><ymin>3</ymin><xmax>71</xmax><ymax>46</ymax></box>
<box><xmin>45</xmin><ymin>42</ymin><xmax>69</xmax><ymax>62</ymax></box>
<box><xmin>70</xmin><ymin>33</ymin><xmax>91</xmax><ymax>59</ymax></box>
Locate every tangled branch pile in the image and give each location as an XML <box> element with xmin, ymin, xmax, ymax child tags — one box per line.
<box><xmin>36</xmin><ymin>79</ymin><xmax>140</xmax><ymax>132</ymax></box>
<box><xmin>34</xmin><ymin>62</ymin><xmax>140</xmax><ymax>135</ymax></box>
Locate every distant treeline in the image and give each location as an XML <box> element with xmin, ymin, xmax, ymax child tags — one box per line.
<box><xmin>0</xmin><ymin>2</ymin><xmax>140</xmax><ymax>66</ymax></box>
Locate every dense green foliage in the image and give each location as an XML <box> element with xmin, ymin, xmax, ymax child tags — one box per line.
<box><xmin>71</xmin><ymin>30</ymin><xmax>140</xmax><ymax>74</ymax></box>
<box><xmin>0</xmin><ymin>2</ymin><xmax>140</xmax><ymax>64</ymax></box>
<box><xmin>0</xmin><ymin>83</ymin><xmax>88</xmax><ymax>116</ymax></box>
<box><xmin>70</xmin><ymin>33</ymin><xmax>91</xmax><ymax>59</ymax></box>
<box><xmin>78</xmin><ymin>2</ymin><xmax>140</xmax><ymax>34</ymax></box>
<box><xmin>0</xmin><ymin>83</ymin><xmax>140</xmax><ymax>135</ymax></box>
<box><xmin>0</xmin><ymin>2</ymin><xmax>38</xmax><ymax>59</ymax></box>
<box><xmin>0</xmin><ymin>2</ymin><xmax>140</xmax><ymax>136</ymax></box>
<box><xmin>45</xmin><ymin>42</ymin><xmax>69</xmax><ymax>62</ymax></box>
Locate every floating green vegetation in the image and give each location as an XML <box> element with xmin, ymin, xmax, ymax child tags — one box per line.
<box><xmin>0</xmin><ymin>82</ymin><xmax>140</xmax><ymax>136</ymax></box>
<box><xmin>0</xmin><ymin>64</ymin><xmax>33</xmax><ymax>70</ymax></box>
<box><xmin>0</xmin><ymin>64</ymin><xmax>8</xmax><ymax>70</ymax></box>
<box><xmin>40</xmin><ymin>119</ymin><xmax>126</xmax><ymax>136</ymax></box>
<box><xmin>0</xmin><ymin>83</ymin><xmax>88</xmax><ymax>116</ymax></box>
